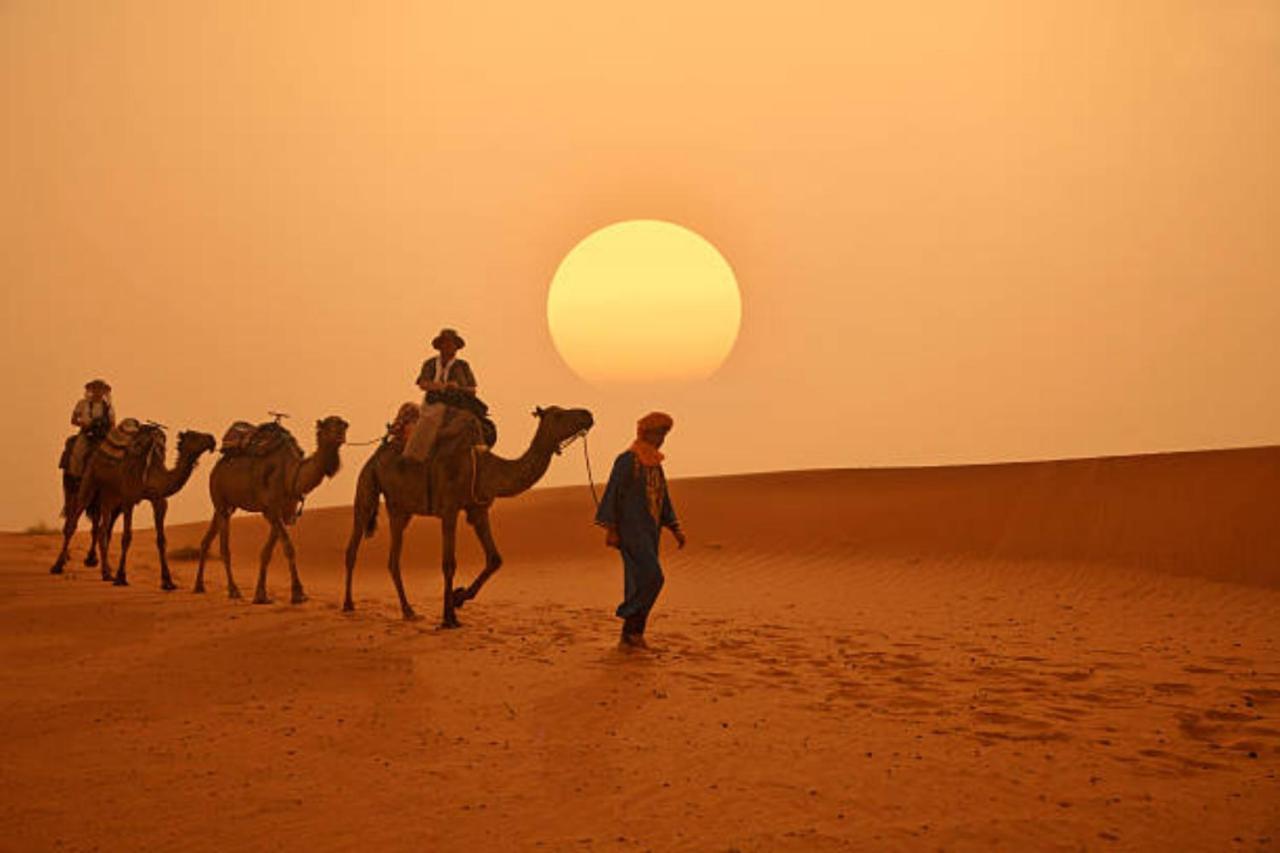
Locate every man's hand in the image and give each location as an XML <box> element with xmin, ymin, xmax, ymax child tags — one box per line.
<box><xmin>672</xmin><ymin>528</ymin><xmax>687</xmax><ymax>549</ymax></box>
<box><xmin>605</xmin><ymin>526</ymin><xmax>621</xmax><ymax>549</ymax></box>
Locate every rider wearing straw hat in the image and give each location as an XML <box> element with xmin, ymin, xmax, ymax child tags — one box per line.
<box><xmin>404</xmin><ymin>328</ymin><xmax>478</xmax><ymax>462</ymax></box>
<box><xmin>68</xmin><ymin>378</ymin><xmax>116</xmax><ymax>477</ymax></box>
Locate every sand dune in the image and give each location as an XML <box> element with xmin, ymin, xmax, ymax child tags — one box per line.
<box><xmin>1</xmin><ymin>446</ymin><xmax>1277</xmax><ymax>850</ymax></box>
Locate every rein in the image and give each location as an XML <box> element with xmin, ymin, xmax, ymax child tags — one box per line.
<box><xmin>557</xmin><ymin>429</ymin><xmax>600</xmax><ymax>510</ymax></box>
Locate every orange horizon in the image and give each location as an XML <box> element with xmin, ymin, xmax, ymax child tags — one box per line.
<box><xmin>2</xmin><ymin>1</ymin><xmax>1277</xmax><ymax>530</ymax></box>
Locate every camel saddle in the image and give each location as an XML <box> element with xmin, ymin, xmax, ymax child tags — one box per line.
<box><xmin>420</xmin><ymin>408</ymin><xmax>494</xmax><ymax>515</ymax></box>
<box><xmin>387</xmin><ymin>402</ymin><xmax>421</xmax><ymax>445</ymax></box>
<box><xmin>220</xmin><ymin>421</ymin><xmax>300</xmax><ymax>457</ymax></box>
<box><xmin>98</xmin><ymin>418</ymin><xmax>166</xmax><ymax>464</ymax></box>
<box><xmin>424</xmin><ymin>390</ymin><xmax>498</xmax><ymax>448</ymax></box>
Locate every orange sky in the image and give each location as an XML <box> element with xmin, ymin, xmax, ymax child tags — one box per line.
<box><xmin>2</xmin><ymin>1</ymin><xmax>1277</xmax><ymax>531</ymax></box>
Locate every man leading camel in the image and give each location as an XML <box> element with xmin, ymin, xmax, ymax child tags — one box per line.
<box><xmin>404</xmin><ymin>327</ymin><xmax>477</xmax><ymax>462</ymax></box>
<box><xmin>595</xmin><ymin>411</ymin><xmax>686</xmax><ymax>649</ymax></box>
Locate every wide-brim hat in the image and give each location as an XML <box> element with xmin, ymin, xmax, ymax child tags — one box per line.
<box><xmin>85</xmin><ymin>378</ymin><xmax>111</xmax><ymax>392</ymax></box>
<box><xmin>432</xmin><ymin>328</ymin><xmax>466</xmax><ymax>350</ymax></box>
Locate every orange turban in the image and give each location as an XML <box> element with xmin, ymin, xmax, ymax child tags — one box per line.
<box><xmin>636</xmin><ymin>412</ymin><xmax>674</xmax><ymax>436</ymax></box>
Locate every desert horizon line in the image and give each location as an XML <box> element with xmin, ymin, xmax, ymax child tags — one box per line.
<box><xmin>14</xmin><ymin>440</ymin><xmax>1274</xmax><ymax>535</ymax></box>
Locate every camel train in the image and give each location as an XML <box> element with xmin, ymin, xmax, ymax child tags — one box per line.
<box><xmin>53</xmin><ymin>402</ymin><xmax>594</xmax><ymax>627</ymax></box>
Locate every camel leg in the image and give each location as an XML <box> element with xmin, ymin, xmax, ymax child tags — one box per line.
<box><xmin>84</xmin><ymin>510</ymin><xmax>100</xmax><ymax>568</ymax></box>
<box><xmin>252</xmin><ymin>520</ymin><xmax>281</xmax><ymax>605</ymax></box>
<box><xmin>193</xmin><ymin>512</ymin><xmax>220</xmax><ymax>594</ymax></box>
<box><xmin>98</xmin><ymin>510</ymin><xmax>120</xmax><ymax>582</ymax></box>
<box><xmin>343</xmin><ymin>513</ymin><xmax>366</xmax><ymax>612</ymax></box>
<box><xmin>455</xmin><ymin>507</ymin><xmax>503</xmax><ymax>610</ymax></box>
<box><xmin>219</xmin><ymin>511</ymin><xmax>239</xmax><ymax>599</ymax></box>
<box><xmin>113</xmin><ymin>506</ymin><xmax>134</xmax><ymax>586</ymax></box>
<box><xmin>50</xmin><ymin>500</ymin><xmax>84</xmax><ymax>576</ymax></box>
<box><xmin>385</xmin><ymin>511</ymin><xmax>415</xmax><ymax>620</ymax></box>
<box><xmin>440</xmin><ymin>512</ymin><xmax>461</xmax><ymax>629</ymax></box>
<box><xmin>276</xmin><ymin>520</ymin><xmax>307</xmax><ymax>605</ymax></box>
<box><xmin>152</xmin><ymin>498</ymin><xmax>177</xmax><ymax>591</ymax></box>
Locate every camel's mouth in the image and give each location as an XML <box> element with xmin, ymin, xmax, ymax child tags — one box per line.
<box><xmin>554</xmin><ymin>421</ymin><xmax>594</xmax><ymax>456</ymax></box>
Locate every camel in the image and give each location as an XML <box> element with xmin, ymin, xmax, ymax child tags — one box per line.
<box><xmin>52</xmin><ymin>435</ymin><xmax>103</xmax><ymax>572</ymax></box>
<box><xmin>343</xmin><ymin>404</ymin><xmax>594</xmax><ymax>626</ymax></box>
<box><xmin>50</xmin><ymin>428</ymin><xmax>218</xmax><ymax>588</ymax></box>
<box><xmin>193</xmin><ymin>416</ymin><xmax>349</xmax><ymax>604</ymax></box>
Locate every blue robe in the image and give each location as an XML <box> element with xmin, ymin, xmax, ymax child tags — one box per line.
<box><xmin>595</xmin><ymin>450</ymin><xmax>679</xmax><ymax>623</ymax></box>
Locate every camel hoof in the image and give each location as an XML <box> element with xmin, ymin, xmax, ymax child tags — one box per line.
<box><xmin>192</xmin><ymin>583</ymin><xmax>205</xmax><ymax>594</ymax></box>
<box><xmin>252</xmin><ymin>594</ymin><xmax>273</xmax><ymax>605</ymax></box>
<box><xmin>228</xmin><ymin>587</ymin><xmax>243</xmax><ymax>600</ymax></box>
<box><xmin>342</xmin><ymin>600</ymin><xmax>354</xmax><ymax>612</ymax></box>
<box><xmin>101</xmin><ymin>573</ymin><xmax>114</xmax><ymax>583</ymax></box>
<box><xmin>402</xmin><ymin>608</ymin><xmax>420</xmax><ymax>621</ymax></box>
<box><xmin>84</xmin><ymin>553</ymin><xmax>98</xmax><ymax>568</ymax></box>
<box><xmin>440</xmin><ymin>617</ymin><xmax>462</xmax><ymax>630</ymax></box>
<box><xmin>113</xmin><ymin>576</ymin><xmax>128</xmax><ymax>587</ymax></box>
<box><xmin>50</xmin><ymin>564</ymin><xmax>64</xmax><ymax>575</ymax></box>
<box><xmin>161</xmin><ymin>580</ymin><xmax>177</xmax><ymax>592</ymax></box>
<box><xmin>290</xmin><ymin>591</ymin><xmax>308</xmax><ymax>605</ymax></box>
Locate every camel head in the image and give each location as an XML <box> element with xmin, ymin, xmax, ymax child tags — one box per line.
<box><xmin>313</xmin><ymin>416</ymin><xmax>349</xmax><ymax>477</ymax></box>
<box><xmin>315</xmin><ymin>416</ymin><xmax>350</xmax><ymax>447</ymax></box>
<box><xmin>531</xmin><ymin>406</ymin><xmax>594</xmax><ymax>454</ymax></box>
<box><xmin>176</xmin><ymin>430</ymin><xmax>218</xmax><ymax>460</ymax></box>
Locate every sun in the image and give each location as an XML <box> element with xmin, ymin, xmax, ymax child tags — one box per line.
<box><xmin>547</xmin><ymin>220</ymin><xmax>742</xmax><ymax>384</ymax></box>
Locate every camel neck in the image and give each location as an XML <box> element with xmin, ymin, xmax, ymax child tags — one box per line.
<box><xmin>295</xmin><ymin>441</ymin><xmax>341</xmax><ymax>495</ymax></box>
<box><xmin>156</xmin><ymin>449</ymin><xmax>204</xmax><ymax>498</ymax></box>
<box><xmin>480</xmin><ymin>430</ymin><xmax>556</xmax><ymax>499</ymax></box>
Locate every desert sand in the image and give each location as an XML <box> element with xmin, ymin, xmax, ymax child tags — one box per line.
<box><xmin>2</xmin><ymin>446</ymin><xmax>1278</xmax><ymax>851</ymax></box>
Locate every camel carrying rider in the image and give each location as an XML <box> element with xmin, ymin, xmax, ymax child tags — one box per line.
<box><xmin>595</xmin><ymin>411</ymin><xmax>686</xmax><ymax>649</ymax></box>
<box><xmin>68</xmin><ymin>378</ymin><xmax>116</xmax><ymax>477</ymax></box>
<box><xmin>404</xmin><ymin>328</ymin><xmax>478</xmax><ymax>462</ymax></box>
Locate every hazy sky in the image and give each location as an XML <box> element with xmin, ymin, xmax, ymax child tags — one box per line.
<box><xmin>2</xmin><ymin>1</ymin><xmax>1277</xmax><ymax>531</ymax></box>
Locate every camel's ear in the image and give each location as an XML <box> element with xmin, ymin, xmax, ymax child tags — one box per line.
<box><xmin>532</xmin><ymin>406</ymin><xmax>545</xmax><ymax>419</ymax></box>
<box><xmin>316</xmin><ymin>419</ymin><xmax>322</xmax><ymax>428</ymax></box>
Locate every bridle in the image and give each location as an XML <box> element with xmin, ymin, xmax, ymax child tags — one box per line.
<box><xmin>555</xmin><ymin>428</ymin><xmax>600</xmax><ymax>510</ymax></box>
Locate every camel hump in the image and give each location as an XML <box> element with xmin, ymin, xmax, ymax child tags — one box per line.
<box><xmin>435</xmin><ymin>407</ymin><xmax>498</xmax><ymax>456</ymax></box>
<box><xmin>387</xmin><ymin>402</ymin><xmax>421</xmax><ymax>446</ymax></box>
<box><xmin>220</xmin><ymin>420</ymin><xmax>300</xmax><ymax>457</ymax></box>
<box><xmin>99</xmin><ymin>419</ymin><xmax>165</xmax><ymax>462</ymax></box>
